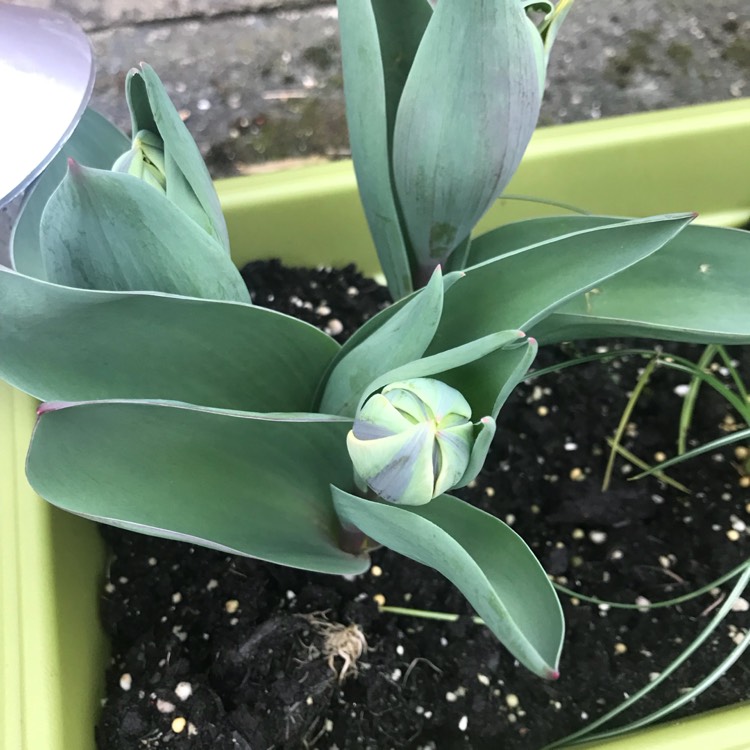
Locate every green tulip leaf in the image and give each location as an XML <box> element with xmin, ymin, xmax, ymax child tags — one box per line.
<box><xmin>474</xmin><ymin>215</ymin><xmax>750</xmax><ymax>344</ymax></box>
<box><xmin>331</xmin><ymin>487</ymin><xmax>564</xmax><ymax>679</ymax></box>
<box><xmin>430</xmin><ymin>213</ymin><xmax>694</xmax><ymax>353</ymax></box>
<box><xmin>39</xmin><ymin>164</ymin><xmax>250</xmax><ymax>302</ymax></box>
<box><xmin>457</xmin><ymin>417</ymin><xmax>497</xmax><ymax>490</ymax></box>
<box><xmin>392</xmin><ymin>0</ymin><xmax>543</xmax><ymax>272</ymax></box>
<box><xmin>29</xmin><ymin>400</ymin><xmax>367</xmax><ymax>574</ymax></box>
<box><xmin>0</xmin><ymin>267</ymin><xmax>337</xmax><ymax>411</ymax></box>
<box><xmin>319</xmin><ymin>268</ymin><xmax>445</xmax><ymax>417</ymax></box>
<box><xmin>337</xmin><ymin>0</ymin><xmax>413</xmax><ymax>299</ymax></box>
<box><xmin>11</xmin><ymin>108</ymin><xmax>130</xmax><ymax>280</ymax></box>
<box><xmin>126</xmin><ymin>65</ymin><xmax>230</xmax><ymax>251</ymax></box>
<box><xmin>533</xmin><ymin>223</ymin><xmax>750</xmax><ymax>344</ymax></box>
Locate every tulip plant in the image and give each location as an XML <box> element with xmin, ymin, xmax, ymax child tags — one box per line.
<box><xmin>3</xmin><ymin>0</ymin><xmax>750</xmax><ymax>682</ymax></box>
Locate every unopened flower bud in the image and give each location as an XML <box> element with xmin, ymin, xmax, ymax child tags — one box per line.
<box><xmin>347</xmin><ymin>378</ymin><xmax>476</xmax><ymax>506</ymax></box>
<box><xmin>112</xmin><ymin>129</ymin><xmax>167</xmax><ymax>193</ymax></box>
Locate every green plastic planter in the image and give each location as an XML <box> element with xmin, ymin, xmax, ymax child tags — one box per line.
<box><xmin>2</xmin><ymin>98</ymin><xmax>749</xmax><ymax>750</ymax></box>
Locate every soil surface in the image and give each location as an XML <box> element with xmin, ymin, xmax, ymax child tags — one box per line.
<box><xmin>97</xmin><ymin>261</ymin><xmax>750</xmax><ymax>750</ymax></box>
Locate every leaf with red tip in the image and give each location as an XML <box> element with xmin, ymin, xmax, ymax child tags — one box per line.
<box><xmin>331</xmin><ymin>487</ymin><xmax>564</xmax><ymax>679</ymax></box>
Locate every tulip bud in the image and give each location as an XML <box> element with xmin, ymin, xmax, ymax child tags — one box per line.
<box><xmin>347</xmin><ymin>378</ymin><xmax>477</xmax><ymax>506</ymax></box>
<box><xmin>112</xmin><ymin>129</ymin><xmax>167</xmax><ymax>194</ymax></box>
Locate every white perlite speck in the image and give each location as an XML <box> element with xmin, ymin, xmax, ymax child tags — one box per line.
<box><xmin>156</xmin><ymin>699</ymin><xmax>175</xmax><ymax>714</ymax></box>
<box><xmin>174</xmin><ymin>681</ymin><xmax>193</xmax><ymax>701</ymax></box>
<box><xmin>458</xmin><ymin>716</ymin><xmax>468</xmax><ymax>732</ymax></box>
<box><xmin>119</xmin><ymin>673</ymin><xmax>132</xmax><ymax>691</ymax></box>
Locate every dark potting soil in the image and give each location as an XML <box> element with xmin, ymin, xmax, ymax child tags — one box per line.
<box><xmin>97</xmin><ymin>260</ymin><xmax>750</xmax><ymax>750</ymax></box>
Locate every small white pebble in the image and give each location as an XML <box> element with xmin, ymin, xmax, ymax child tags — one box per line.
<box><xmin>477</xmin><ymin>674</ymin><xmax>490</xmax><ymax>686</ymax></box>
<box><xmin>564</xmin><ymin>442</ymin><xmax>578</xmax><ymax>451</ymax></box>
<box><xmin>187</xmin><ymin>722</ymin><xmax>198</xmax><ymax>737</ymax></box>
<box><xmin>172</xmin><ymin>592</ymin><xmax>182</xmax><ymax>604</ymax></box>
<box><xmin>537</xmin><ymin>405</ymin><xmax>549</xmax><ymax>417</ymax></box>
<box><xmin>440</xmin><ymin>637</ymin><xmax>448</xmax><ymax>647</ymax></box>
<box><xmin>391</xmin><ymin>669</ymin><xmax>402</xmax><ymax>681</ymax></box>
<box><xmin>326</xmin><ymin>318</ymin><xmax>344</xmax><ymax>336</ymax></box>
<box><xmin>446</xmin><ymin>691</ymin><xmax>458</xmax><ymax>703</ymax></box>
<box><xmin>105</xmin><ymin>583</ymin><xmax>116</xmax><ymax>594</ymax></box>
<box><xmin>658</xmin><ymin>555</ymin><xmax>671</xmax><ymax>569</ymax></box>
<box><xmin>649</xmin><ymin>672</ymin><xmax>661</xmax><ymax>682</ymax></box>
<box><xmin>424</xmin><ymin>710</ymin><xmax>433</xmax><ymax>719</ymax></box>
<box><xmin>324</xmin><ymin>719</ymin><xmax>334</xmax><ymax>732</ymax></box>
<box><xmin>171</xmin><ymin>716</ymin><xmax>187</xmax><ymax>734</ymax></box>
<box><xmin>286</xmin><ymin>590</ymin><xmax>296</xmax><ymax>600</ymax></box>
<box><xmin>598</xmin><ymin>603</ymin><xmax>610</xmax><ymax>613</ymax></box>
<box><xmin>485</xmin><ymin>486</ymin><xmax>496</xmax><ymax>497</ymax></box>
<box><xmin>589</xmin><ymin>530</ymin><xmax>607</xmax><ymax>544</ymax></box>
<box><xmin>119</xmin><ymin>673</ymin><xmax>132</xmax><ymax>691</ymax></box>
<box><xmin>732</xmin><ymin>598</ymin><xmax>750</xmax><ymax>612</ymax></box>
<box><xmin>148</xmin><ymin>557</ymin><xmax>158</xmax><ymax>566</ymax></box>
<box><xmin>371</xmin><ymin>565</ymin><xmax>383</xmax><ymax>577</ymax></box>
<box><xmin>156</xmin><ymin>699</ymin><xmax>175</xmax><ymax>714</ymax></box>
<box><xmin>673</xmin><ymin>384</ymin><xmax>690</xmax><ymax>397</ymax></box>
<box><xmin>396</xmin><ymin>644</ymin><xmax>405</xmax><ymax>656</ymax></box>
<box><xmin>225</xmin><ymin>599</ymin><xmax>239</xmax><ymax>613</ymax></box>
<box><xmin>505</xmin><ymin>514</ymin><xmax>516</xmax><ymax>525</ymax></box>
<box><xmin>610</xmin><ymin>549</ymin><xmax>624</xmax><ymax>560</ymax></box>
<box><xmin>572</xmin><ymin>528</ymin><xmax>585</xmax><ymax>540</ymax></box>
<box><xmin>316</xmin><ymin>304</ymin><xmax>332</xmax><ymax>316</ymax></box>
<box><xmin>506</xmin><ymin>693</ymin><xmax>520</xmax><ymax>709</ymax></box>
<box><xmin>614</xmin><ymin>642</ymin><xmax>627</xmax><ymax>655</ymax></box>
<box><xmin>174</xmin><ymin>682</ymin><xmax>193</xmax><ymax>701</ymax></box>
<box><xmin>635</xmin><ymin>596</ymin><xmax>651</xmax><ymax>612</ymax></box>
<box><xmin>206</xmin><ymin>579</ymin><xmax>218</xmax><ymax>591</ymax></box>
<box><xmin>458</xmin><ymin>715</ymin><xmax>468</xmax><ymax>732</ymax></box>
<box><xmin>727</xmin><ymin>529</ymin><xmax>741</xmax><ymax>542</ymax></box>
<box><xmin>306</xmin><ymin>696</ymin><xmax>314</xmax><ymax>705</ymax></box>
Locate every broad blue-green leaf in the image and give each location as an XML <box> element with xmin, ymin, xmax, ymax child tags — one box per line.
<box><xmin>29</xmin><ymin>400</ymin><xmax>367</xmax><ymax>575</ymax></box>
<box><xmin>428</xmin><ymin>214</ymin><xmax>694</xmax><ymax>353</ymax></box>
<box><xmin>39</xmin><ymin>164</ymin><xmax>250</xmax><ymax>302</ymax></box>
<box><xmin>478</xmin><ymin>215</ymin><xmax>750</xmax><ymax>343</ymax></box>
<box><xmin>127</xmin><ymin>65</ymin><xmax>230</xmax><ymax>252</ymax></box>
<box><xmin>466</xmin><ymin>214</ymin><xmax>618</xmax><ymax>266</ymax></box>
<box><xmin>530</xmin><ymin>222</ymin><xmax>750</xmax><ymax>344</ymax></box>
<box><xmin>371</xmin><ymin>0</ymin><xmax>432</xmax><ymax>154</ymax></box>
<box><xmin>337</xmin><ymin>0</ymin><xmax>413</xmax><ymax>299</ymax></box>
<box><xmin>0</xmin><ymin>267</ymin><xmax>336</xmax><ymax>410</ymax></box>
<box><xmin>331</xmin><ymin>487</ymin><xmax>564</xmax><ymax>679</ymax></box>
<box><xmin>392</xmin><ymin>0</ymin><xmax>543</xmax><ymax>272</ymax></box>
<box><xmin>11</xmin><ymin>108</ymin><xmax>129</xmax><ymax>279</ymax></box>
<box><xmin>320</xmin><ymin>268</ymin><xmax>445</xmax><ymax>417</ymax></box>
